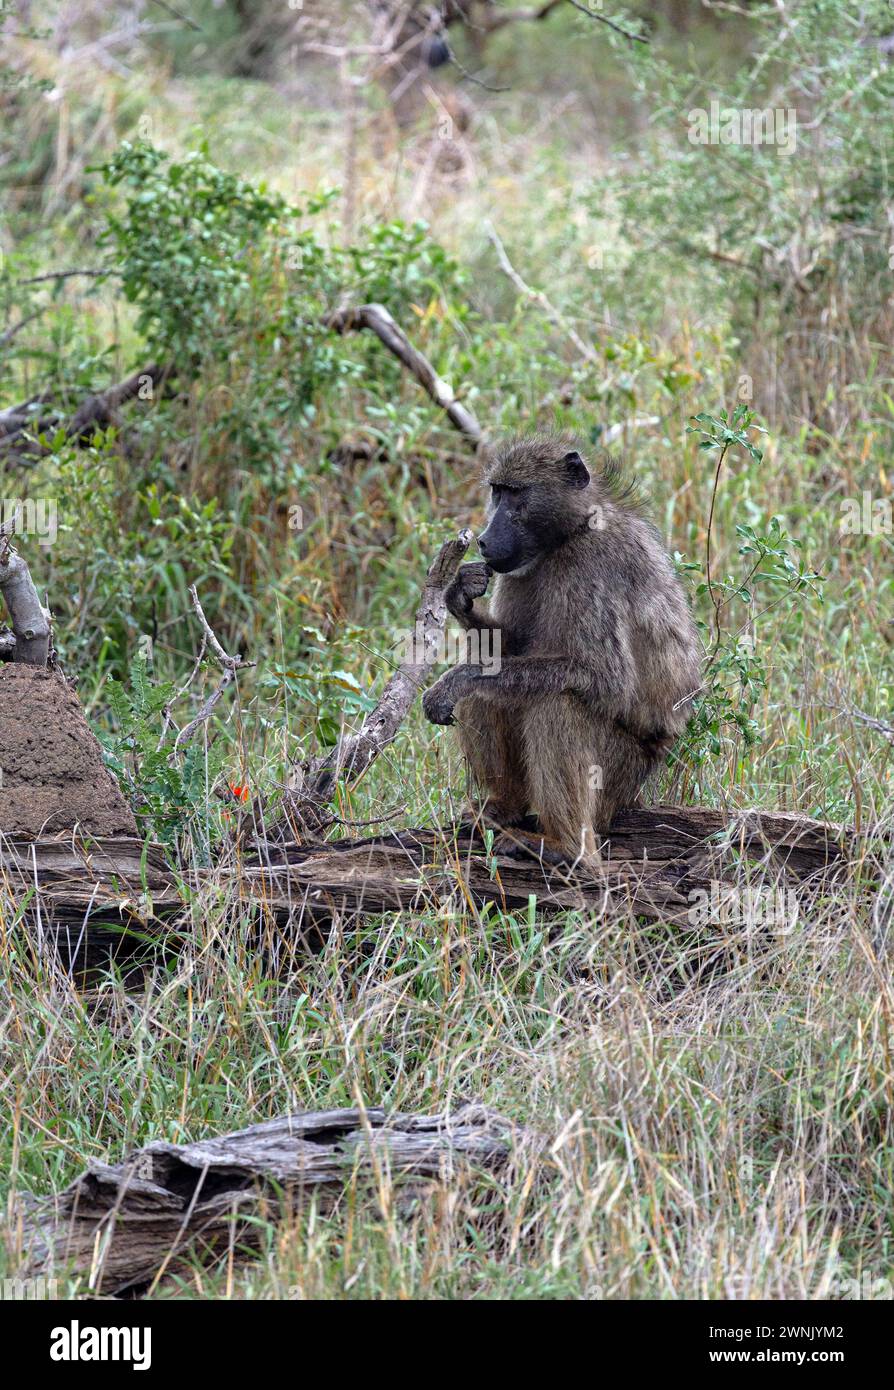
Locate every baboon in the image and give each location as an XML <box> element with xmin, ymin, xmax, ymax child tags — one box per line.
<box><xmin>422</xmin><ymin>433</ymin><xmax>703</xmax><ymax>863</ymax></box>
<box><xmin>372</xmin><ymin>2</ymin><xmax>473</xmax><ymax>133</ymax></box>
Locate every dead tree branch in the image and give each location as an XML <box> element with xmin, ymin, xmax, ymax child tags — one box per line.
<box><xmin>0</xmin><ymin>364</ymin><xmax>171</xmax><ymax>459</ymax></box>
<box><xmin>564</xmin><ymin>0</ymin><xmax>648</xmax><ymax>44</ymax></box>
<box><xmin>172</xmin><ymin>587</ymin><xmax>254</xmax><ymax>753</ymax></box>
<box><xmin>485</xmin><ymin>220</ymin><xmax>598</xmax><ymax>363</ymax></box>
<box><xmin>469</xmin><ymin>1</ymin><xmax>566</xmax><ymax>31</ymax></box>
<box><xmin>327</xmin><ymin>303</ymin><xmax>483</xmax><ymax>444</ymax></box>
<box><xmin>449</xmin><ymin>1</ymin><xmax>646</xmax><ymax>45</ymax></box>
<box><xmin>843</xmin><ymin>705</ymin><xmax>894</xmax><ymax>745</ymax></box>
<box><xmin>1</xmin><ymin>301</ymin><xmax>480</xmax><ymax>462</ymax></box>
<box><xmin>0</xmin><ymin>306</ymin><xmax>50</xmax><ymax>350</ymax></box>
<box><xmin>287</xmin><ymin>527</ymin><xmax>472</xmax><ymax>820</ymax></box>
<box><xmin>13</xmin><ymin>267</ymin><xmax>111</xmax><ymax>287</ymax></box>
<box><xmin>0</xmin><ymin>539</ymin><xmax>50</xmax><ymax>667</ymax></box>
<box><xmin>20</xmin><ymin>1102</ymin><xmax>524</xmax><ymax>1294</ymax></box>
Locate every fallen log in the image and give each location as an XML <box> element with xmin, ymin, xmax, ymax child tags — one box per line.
<box><xmin>242</xmin><ymin>804</ymin><xmax>859</xmax><ymax>931</ymax></box>
<box><xmin>0</xmin><ymin>835</ymin><xmax>180</xmax><ymax>976</ymax></box>
<box><xmin>19</xmin><ymin>1102</ymin><xmax>524</xmax><ymax>1294</ymax></box>
<box><xmin>0</xmin><ymin>364</ymin><xmax>171</xmax><ymax>459</ymax></box>
<box><xmin>1</xmin><ymin>804</ymin><xmax>876</xmax><ymax>979</ymax></box>
<box><xmin>1</xmin><ymin>301</ymin><xmax>482</xmax><ymax>463</ymax></box>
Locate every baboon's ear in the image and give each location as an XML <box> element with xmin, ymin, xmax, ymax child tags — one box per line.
<box><xmin>563</xmin><ymin>451</ymin><xmax>590</xmax><ymax>489</ymax></box>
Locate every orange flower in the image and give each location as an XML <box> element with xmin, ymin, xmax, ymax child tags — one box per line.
<box><xmin>229</xmin><ymin>782</ymin><xmax>250</xmax><ymax>803</ymax></box>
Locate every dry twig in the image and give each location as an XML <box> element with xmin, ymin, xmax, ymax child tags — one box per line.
<box><xmin>172</xmin><ymin>587</ymin><xmax>254</xmax><ymax>753</ymax></box>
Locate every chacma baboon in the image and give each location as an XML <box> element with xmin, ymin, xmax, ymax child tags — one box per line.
<box><xmin>422</xmin><ymin>433</ymin><xmax>703</xmax><ymax>863</ymax></box>
<box><xmin>375</xmin><ymin>2</ymin><xmax>452</xmax><ymax>76</ymax></box>
<box><xmin>372</xmin><ymin>2</ymin><xmax>469</xmax><ymax>129</ymax></box>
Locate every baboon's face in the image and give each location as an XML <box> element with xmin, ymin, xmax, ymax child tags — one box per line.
<box><xmin>393</xmin><ymin>4</ymin><xmax>451</xmax><ymax>68</ymax></box>
<box><xmin>423</xmin><ymin>35</ymin><xmax>450</xmax><ymax>67</ymax></box>
<box><xmin>478</xmin><ymin>451</ymin><xmax>591</xmax><ymax>574</ymax></box>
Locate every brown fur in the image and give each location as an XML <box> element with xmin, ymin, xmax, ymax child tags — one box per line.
<box><xmin>423</xmin><ymin>432</ymin><xmax>703</xmax><ymax>863</ymax></box>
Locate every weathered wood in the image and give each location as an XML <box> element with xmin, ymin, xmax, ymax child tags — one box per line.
<box><xmin>20</xmin><ymin>1103</ymin><xmax>523</xmax><ymax>1294</ymax></box>
<box><xmin>2</xmin><ymin>302</ymin><xmax>481</xmax><ymax>463</ymax></box>
<box><xmin>0</xmin><ymin>546</ymin><xmax>51</xmax><ymax>665</ymax></box>
<box><xmin>284</xmin><ymin>526</ymin><xmax>473</xmax><ymax>822</ymax></box>
<box><xmin>0</xmin><ymin>835</ymin><xmax>176</xmax><ymax>905</ymax></box>
<box><xmin>242</xmin><ymin>804</ymin><xmax>859</xmax><ymax>929</ymax></box>
<box><xmin>0</xmin><ymin>364</ymin><xmax>171</xmax><ymax>461</ymax></box>
<box><xmin>327</xmin><ymin>304</ymin><xmax>483</xmax><ymax>444</ymax></box>
<box><xmin>0</xmin><ymin>835</ymin><xmax>180</xmax><ymax>974</ymax></box>
<box><xmin>1</xmin><ymin>805</ymin><xmax>872</xmax><ymax>978</ymax></box>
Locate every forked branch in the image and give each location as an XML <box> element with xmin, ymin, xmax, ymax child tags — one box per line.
<box><xmin>327</xmin><ymin>304</ymin><xmax>483</xmax><ymax>444</ymax></box>
<box><xmin>287</xmin><ymin>527</ymin><xmax>473</xmax><ymax>820</ymax></box>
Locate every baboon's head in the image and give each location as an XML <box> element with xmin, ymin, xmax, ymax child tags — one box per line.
<box><xmin>384</xmin><ymin>3</ymin><xmax>451</xmax><ymax>68</ymax></box>
<box><xmin>478</xmin><ymin>433</ymin><xmax>593</xmax><ymax>574</ymax></box>
<box><xmin>423</xmin><ymin>32</ymin><xmax>451</xmax><ymax>67</ymax></box>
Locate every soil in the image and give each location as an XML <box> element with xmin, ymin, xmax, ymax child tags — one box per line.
<box><xmin>0</xmin><ymin>663</ymin><xmax>137</xmax><ymax>838</ymax></box>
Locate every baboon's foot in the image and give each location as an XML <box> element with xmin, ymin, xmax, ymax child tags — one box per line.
<box><xmin>460</xmin><ymin>802</ymin><xmax>533</xmax><ymax>834</ymax></box>
<box><xmin>489</xmin><ymin>827</ymin><xmax>580</xmax><ymax>868</ymax></box>
<box><xmin>485</xmin><ymin>802</ymin><xmax>539</xmax><ymax>831</ymax></box>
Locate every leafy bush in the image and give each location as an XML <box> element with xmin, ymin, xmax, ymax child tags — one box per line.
<box><xmin>97</xmin><ymin>142</ymin><xmax>467</xmax><ymax>432</ymax></box>
<box><xmin>99</xmin><ymin>650</ymin><xmax>226</xmax><ymax>849</ymax></box>
<box><xmin>676</xmin><ymin>407</ymin><xmax>824</xmax><ymax>764</ymax></box>
<box><xmin>588</xmin><ymin>0</ymin><xmax>894</xmax><ymax>434</ymax></box>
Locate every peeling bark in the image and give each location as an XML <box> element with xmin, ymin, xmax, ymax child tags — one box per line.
<box><xmin>20</xmin><ymin>1103</ymin><xmax>525</xmax><ymax>1294</ymax></box>
<box><xmin>0</xmin><ymin>806</ymin><xmax>880</xmax><ymax>979</ymax></box>
<box><xmin>242</xmin><ymin>804</ymin><xmax>860</xmax><ymax>929</ymax></box>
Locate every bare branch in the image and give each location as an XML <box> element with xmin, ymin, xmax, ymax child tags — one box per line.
<box><xmin>485</xmin><ymin>220</ymin><xmax>598</xmax><ymax>363</ymax></box>
<box><xmin>172</xmin><ymin>587</ymin><xmax>254</xmax><ymax>753</ymax></box>
<box><xmin>564</xmin><ymin>0</ymin><xmax>648</xmax><ymax>45</ymax></box>
<box><xmin>149</xmin><ymin>0</ymin><xmax>203</xmax><ymax>33</ymax></box>
<box><xmin>444</xmin><ymin>38</ymin><xmax>511</xmax><ymax>92</ymax></box>
<box><xmin>289</xmin><ymin>527</ymin><xmax>473</xmax><ymax>810</ymax></box>
<box><xmin>469</xmin><ymin>0</ymin><xmax>647</xmax><ymax>45</ymax></box>
<box><xmin>0</xmin><ymin>306</ymin><xmax>49</xmax><ymax>350</ymax></box>
<box><xmin>473</xmin><ymin>1</ymin><xmax>566</xmax><ymax>31</ymax></box>
<box><xmin>2</xmin><ymin>297</ymin><xmax>480</xmax><ymax>462</ymax></box>
<box><xmin>0</xmin><ymin>363</ymin><xmax>171</xmax><ymax>455</ymax></box>
<box><xmin>13</xmin><ymin>268</ymin><xmax>110</xmax><ymax>287</ymax></box>
<box><xmin>328</xmin><ymin>303</ymin><xmax>484</xmax><ymax>444</ymax></box>
<box><xmin>827</xmin><ymin>702</ymin><xmax>894</xmax><ymax>746</ymax></box>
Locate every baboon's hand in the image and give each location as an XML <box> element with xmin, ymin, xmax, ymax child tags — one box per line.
<box><xmin>422</xmin><ymin>672</ymin><xmax>458</xmax><ymax>725</ymax></box>
<box><xmin>445</xmin><ymin>562</ymin><xmax>492</xmax><ymax>620</ymax></box>
<box><xmin>423</xmin><ymin>665</ymin><xmax>479</xmax><ymax>725</ymax></box>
